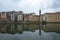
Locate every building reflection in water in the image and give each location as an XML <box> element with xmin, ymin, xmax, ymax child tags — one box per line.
<box><xmin>0</xmin><ymin>24</ymin><xmax>8</xmax><ymax>33</ymax></box>
<box><xmin>42</xmin><ymin>23</ymin><xmax>60</xmax><ymax>33</ymax></box>
<box><xmin>0</xmin><ymin>23</ymin><xmax>60</xmax><ymax>35</ymax></box>
<box><xmin>0</xmin><ymin>23</ymin><xmax>40</xmax><ymax>34</ymax></box>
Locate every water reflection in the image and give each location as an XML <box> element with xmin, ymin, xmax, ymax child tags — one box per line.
<box><xmin>0</xmin><ymin>23</ymin><xmax>60</xmax><ymax>34</ymax></box>
<box><xmin>42</xmin><ymin>23</ymin><xmax>60</xmax><ymax>33</ymax></box>
<box><xmin>0</xmin><ymin>23</ymin><xmax>40</xmax><ymax>34</ymax></box>
<box><xmin>0</xmin><ymin>24</ymin><xmax>8</xmax><ymax>33</ymax></box>
<box><xmin>0</xmin><ymin>23</ymin><xmax>60</xmax><ymax>40</ymax></box>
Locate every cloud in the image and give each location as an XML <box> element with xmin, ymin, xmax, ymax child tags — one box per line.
<box><xmin>43</xmin><ymin>0</ymin><xmax>60</xmax><ymax>14</ymax></box>
<box><xmin>52</xmin><ymin>0</ymin><xmax>60</xmax><ymax>8</ymax></box>
<box><xmin>18</xmin><ymin>0</ymin><xmax>54</xmax><ymax>14</ymax></box>
<box><xmin>17</xmin><ymin>0</ymin><xmax>42</xmax><ymax>14</ymax></box>
<box><xmin>0</xmin><ymin>0</ymin><xmax>20</xmax><ymax>11</ymax></box>
<box><xmin>0</xmin><ymin>0</ymin><xmax>60</xmax><ymax>14</ymax></box>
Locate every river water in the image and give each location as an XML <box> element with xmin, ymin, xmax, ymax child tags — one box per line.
<box><xmin>0</xmin><ymin>23</ymin><xmax>60</xmax><ymax>40</ymax></box>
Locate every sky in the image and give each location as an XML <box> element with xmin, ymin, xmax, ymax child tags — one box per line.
<box><xmin>0</xmin><ymin>0</ymin><xmax>60</xmax><ymax>15</ymax></box>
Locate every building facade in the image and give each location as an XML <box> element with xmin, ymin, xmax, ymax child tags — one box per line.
<box><xmin>17</xmin><ymin>11</ymin><xmax>23</xmax><ymax>22</ymax></box>
<box><xmin>10</xmin><ymin>11</ymin><xmax>16</xmax><ymax>22</ymax></box>
<box><xmin>0</xmin><ymin>11</ymin><xmax>40</xmax><ymax>23</ymax></box>
<box><xmin>0</xmin><ymin>12</ymin><xmax>7</xmax><ymax>22</ymax></box>
<box><xmin>28</xmin><ymin>14</ymin><xmax>39</xmax><ymax>22</ymax></box>
<box><xmin>43</xmin><ymin>12</ymin><xmax>60</xmax><ymax>22</ymax></box>
<box><xmin>10</xmin><ymin>11</ymin><xmax>23</xmax><ymax>22</ymax></box>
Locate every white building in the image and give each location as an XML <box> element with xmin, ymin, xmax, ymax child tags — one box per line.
<box><xmin>11</xmin><ymin>14</ymin><xmax>15</xmax><ymax>21</ymax></box>
<box><xmin>17</xmin><ymin>15</ymin><xmax>23</xmax><ymax>21</ymax></box>
<box><xmin>10</xmin><ymin>11</ymin><xmax>23</xmax><ymax>22</ymax></box>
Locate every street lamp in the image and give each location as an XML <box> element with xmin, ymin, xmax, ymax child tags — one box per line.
<box><xmin>39</xmin><ymin>10</ymin><xmax>41</xmax><ymax>35</ymax></box>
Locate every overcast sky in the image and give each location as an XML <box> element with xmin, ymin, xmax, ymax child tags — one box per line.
<box><xmin>0</xmin><ymin>0</ymin><xmax>60</xmax><ymax>14</ymax></box>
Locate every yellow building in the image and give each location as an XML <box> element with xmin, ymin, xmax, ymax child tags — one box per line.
<box><xmin>24</xmin><ymin>13</ymin><xmax>40</xmax><ymax>22</ymax></box>
<box><xmin>0</xmin><ymin>12</ymin><xmax>7</xmax><ymax>21</ymax></box>
<box><xmin>32</xmin><ymin>15</ymin><xmax>39</xmax><ymax>22</ymax></box>
<box><xmin>56</xmin><ymin>12</ymin><xmax>60</xmax><ymax>22</ymax></box>
<box><xmin>43</xmin><ymin>12</ymin><xmax>60</xmax><ymax>22</ymax></box>
<box><xmin>28</xmin><ymin>15</ymin><xmax>39</xmax><ymax>22</ymax></box>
